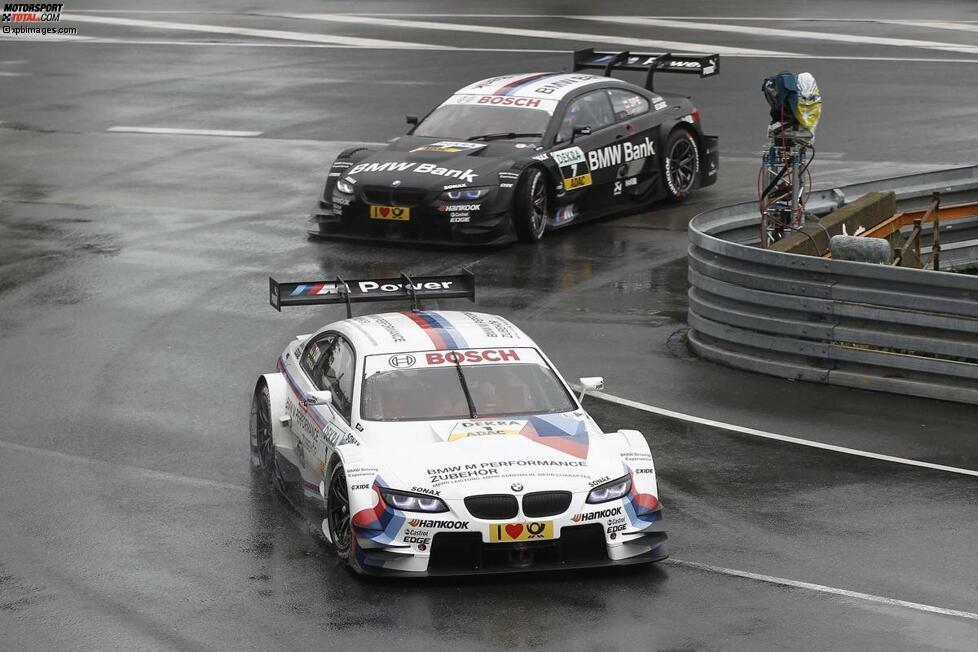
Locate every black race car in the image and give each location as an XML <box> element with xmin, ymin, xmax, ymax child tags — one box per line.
<box><xmin>311</xmin><ymin>49</ymin><xmax>720</xmax><ymax>245</ymax></box>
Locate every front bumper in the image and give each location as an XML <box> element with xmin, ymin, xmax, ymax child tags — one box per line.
<box><xmin>310</xmin><ymin>197</ymin><xmax>517</xmax><ymax>246</ymax></box>
<box><xmin>351</xmin><ymin>509</ymin><xmax>667</xmax><ymax>577</ymax></box>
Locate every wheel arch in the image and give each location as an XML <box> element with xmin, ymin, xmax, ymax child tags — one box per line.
<box><xmin>663</xmin><ymin>120</ymin><xmax>701</xmax><ymax>149</ymax></box>
<box><xmin>525</xmin><ymin>162</ymin><xmax>558</xmax><ymax>206</ymax></box>
<box><xmin>507</xmin><ymin>159</ymin><xmax>559</xmax><ymax>197</ymax></box>
<box><xmin>255</xmin><ymin>373</ymin><xmax>290</xmax><ymax>449</ymax></box>
<box><xmin>510</xmin><ymin>163</ymin><xmax>555</xmax><ymax>242</ymax></box>
<box><xmin>659</xmin><ymin>123</ymin><xmax>702</xmax><ymax>200</ymax></box>
<box><xmin>336</xmin><ymin>145</ymin><xmax>373</xmax><ymax>162</ymax></box>
<box><xmin>614</xmin><ymin>428</ymin><xmax>658</xmax><ymax>494</ymax></box>
<box><xmin>615</xmin><ymin>428</ymin><xmax>653</xmax><ymax>456</ymax></box>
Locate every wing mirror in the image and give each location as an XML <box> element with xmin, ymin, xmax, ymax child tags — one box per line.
<box><xmin>406</xmin><ymin>114</ymin><xmax>419</xmax><ymax>126</ymax></box>
<box><xmin>570</xmin><ymin>125</ymin><xmax>592</xmax><ymax>143</ymax></box>
<box><xmin>578</xmin><ymin>376</ymin><xmax>604</xmax><ymax>402</ymax></box>
<box><xmin>303</xmin><ymin>389</ymin><xmax>333</xmax><ymax>406</ymax></box>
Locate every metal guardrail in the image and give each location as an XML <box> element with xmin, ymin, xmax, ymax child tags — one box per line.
<box><xmin>687</xmin><ymin>165</ymin><xmax>978</xmax><ymax>405</ymax></box>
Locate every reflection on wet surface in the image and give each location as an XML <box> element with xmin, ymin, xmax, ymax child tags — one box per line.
<box><xmin>309</xmin><ymin>219</ymin><xmax>690</xmax><ymax>328</ymax></box>
<box><xmin>243</xmin><ymin>472</ymin><xmax>672</xmax><ymax>646</ymax></box>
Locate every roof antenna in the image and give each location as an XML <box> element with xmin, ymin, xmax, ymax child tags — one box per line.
<box><xmin>400</xmin><ymin>272</ymin><xmax>422</xmax><ymax>312</ymax></box>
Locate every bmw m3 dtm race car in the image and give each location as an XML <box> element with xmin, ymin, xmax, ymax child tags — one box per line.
<box><xmin>311</xmin><ymin>48</ymin><xmax>719</xmax><ymax>245</ymax></box>
<box><xmin>251</xmin><ymin>272</ymin><xmax>666</xmax><ymax>576</ymax></box>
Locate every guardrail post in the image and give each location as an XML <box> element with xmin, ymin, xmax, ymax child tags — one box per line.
<box><xmin>913</xmin><ymin>219</ymin><xmax>922</xmax><ymax>268</ymax></box>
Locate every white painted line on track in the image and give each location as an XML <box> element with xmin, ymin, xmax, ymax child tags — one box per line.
<box><xmin>880</xmin><ymin>19</ymin><xmax>978</xmax><ymax>34</ymax></box>
<box><xmin>667</xmin><ymin>558</ymin><xmax>978</xmax><ymax>621</ymax></box>
<box><xmin>0</xmin><ymin>71</ymin><xmax>29</xmax><ymax>76</ymax></box>
<box><xmin>576</xmin><ymin>16</ymin><xmax>978</xmax><ymax>55</ymax></box>
<box><xmin>0</xmin><ymin>438</ymin><xmax>249</xmax><ymax>493</ymax></box>
<box><xmin>66</xmin><ymin>39</ymin><xmax>571</xmax><ymax>54</ymax></box>
<box><xmin>61</xmin><ymin>12</ymin><xmax>978</xmax><ymax>23</ymax></box>
<box><xmin>107</xmin><ymin>126</ymin><xmax>263</xmax><ymax>137</ymax></box>
<box><xmin>282</xmin><ymin>13</ymin><xmax>796</xmax><ymax>57</ymax></box>
<box><xmin>264</xmin><ymin>14</ymin><xmax>978</xmax><ymax>22</ymax></box>
<box><xmin>7</xmin><ymin>34</ymin><xmax>978</xmax><ymax>63</ymax></box>
<box><xmin>778</xmin><ymin>55</ymin><xmax>978</xmax><ymax>63</ymax></box>
<box><xmin>61</xmin><ymin>13</ymin><xmax>456</xmax><ymax>49</ymax></box>
<box><xmin>0</xmin><ymin>33</ymin><xmax>93</xmax><ymax>41</ymax></box>
<box><xmin>582</xmin><ymin>388</ymin><xmax>978</xmax><ymax>477</ymax></box>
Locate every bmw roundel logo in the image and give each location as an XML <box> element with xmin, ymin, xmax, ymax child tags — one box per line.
<box><xmin>388</xmin><ymin>354</ymin><xmax>416</xmax><ymax>368</ymax></box>
<box><xmin>510</xmin><ymin>483</ymin><xmax>523</xmax><ymax>492</ymax></box>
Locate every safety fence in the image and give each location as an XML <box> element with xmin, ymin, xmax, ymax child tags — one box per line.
<box><xmin>687</xmin><ymin>165</ymin><xmax>978</xmax><ymax>405</ymax></box>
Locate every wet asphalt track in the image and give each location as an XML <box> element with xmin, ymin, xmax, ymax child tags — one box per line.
<box><xmin>1</xmin><ymin>1</ymin><xmax>977</xmax><ymax>650</ymax></box>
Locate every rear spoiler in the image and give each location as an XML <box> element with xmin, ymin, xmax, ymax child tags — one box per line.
<box><xmin>269</xmin><ymin>269</ymin><xmax>475</xmax><ymax>317</ymax></box>
<box><xmin>573</xmin><ymin>48</ymin><xmax>719</xmax><ymax>92</ymax></box>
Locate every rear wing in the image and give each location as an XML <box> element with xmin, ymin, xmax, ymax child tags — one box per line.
<box><xmin>573</xmin><ymin>48</ymin><xmax>719</xmax><ymax>92</ymax></box>
<box><xmin>269</xmin><ymin>270</ymin><xmax>475</xmax><ymax>317</ymax></box>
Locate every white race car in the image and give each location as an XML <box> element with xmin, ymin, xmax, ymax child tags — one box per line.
<box><xmin>251</xmin><ymin>272</ymin><xmax>666</xmax><ymax>576</ymax></box>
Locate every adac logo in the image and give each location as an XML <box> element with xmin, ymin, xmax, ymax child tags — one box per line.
<box><xmin>388</xmin><ymin>354</ymin><xmax>416</xmax><ymax>368</ymax></box>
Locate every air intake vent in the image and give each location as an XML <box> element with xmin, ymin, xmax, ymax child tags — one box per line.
<box><xmin>522</xmin><ymin>491</ymin><xmax>572</xmax><ymax>518</ymax></box>
<box><xmin>464</xmin><ymin>494</ymin><xmax>519</xmax><ymax>520</ymax></box>
<box><xmin>360</xmin><ymin>186</ymin><xmax>428</xmax><ymax>207</ymax></box>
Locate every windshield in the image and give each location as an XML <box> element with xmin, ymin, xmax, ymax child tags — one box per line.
<box><xmin>361</xmin><ymin>351</ymin><xmax>577</xmax><ymax>421</ymax></box>
<box><xmin>414</xmin><ymin>104</ymin><xmax>551</xmax><ymax>141</ymax></box>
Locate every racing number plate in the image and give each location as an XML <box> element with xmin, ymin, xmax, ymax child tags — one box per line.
<box><xmin>551</xmin><ymin>146</ymin><xmax>593</xmax><ymax>191</ymax></box>
<box><xmin>369</xmin><ymin>205</ymin><xmax>411</xmax><ymax>221</ymax></box>
<box><xmin>489</xmin><ymin>521</ymin><xmax>554</xmax><ymax>543</ymax></box>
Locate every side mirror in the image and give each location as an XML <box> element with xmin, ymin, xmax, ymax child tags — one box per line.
<box><xmin>570</xmin><ymin>125</ymin><xmax>592</xmax><ymax>143</ymax></box>
<box><xmin>303</xmin><ymin>389</ymin><xmax>333</xmax><ymax>406</ymax></box>
<box><xmin>406</xmin><ymin>115</ymin><xmax>419</xmax><ymax>126</ymax></box>
<box><xmin>578</xmin><ymin>376</ymin><xmax>604</xmax><ymax>402</ymax></box>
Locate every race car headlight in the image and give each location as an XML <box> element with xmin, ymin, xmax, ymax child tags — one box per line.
<box><xmin>334</xmin><ymin>178</ymin><xmax>355</xmax><ymax>195</ymax></box>
<box><xmin>380</xmin><ymin>489</ymin><xmax>448</xmax><ymax>513</ymax></box>
<box><xmin>586</xmin><ymin>475</ymin><xmax>631</xmax><ymax>504</ymax></box>
<box><xmin>438</xmin><ymin>187</ymin><xmax>489</xmax><ymax>202</ymax></box>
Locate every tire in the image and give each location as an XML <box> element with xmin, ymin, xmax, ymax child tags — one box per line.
<box><xmin>662</xmin><ymin>129</ymin><xmax>700</xmax><ymax>202</ymax></box>
<box><xmin>512</xmin><ymin>167</ymin><xmax>549</xmax><ymax>242</ymax></box>
<box><xmin>325</xmin><ymin>463</ymin><xmax>353</xmax><ymax>560</ymax></box>
<box><xmin>250</xmin><ymin>382</ymin><xmax>279</xmax><ymax>489</ymax></box>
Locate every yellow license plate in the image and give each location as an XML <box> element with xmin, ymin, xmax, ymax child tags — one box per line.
<box><xmin>488</xmin><ymin>521</ymin><xmax>554</xmax><ymax>543</ymax></box>
<box><xmin>563</xmin><ymin>173</ymin><xmax>592</xmax><ymax>190</ymax></box>
<box><xmin>369</xmin><ymin>205</ymin><xmax>411</xmax><ymax>221</ymax></box>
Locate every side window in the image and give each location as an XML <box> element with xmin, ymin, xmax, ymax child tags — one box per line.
<box><xmin>318</xmin><ymin>337</ymin><xmax>355</xmax><ymax>422</ymax></box>
<box><xmin>555</xmin><ymin>90</ymin><xmax>616</xmax><ymax>143</ymax></box>
<box><xmin>301</xmin><ymin>334</ymin><xmax>335</xmax><ymax>376</ymax></box>
<box><xmin>607</xmin><ymin>89</ymin><xmax>650</xmax><ymax>121</ymax></box>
